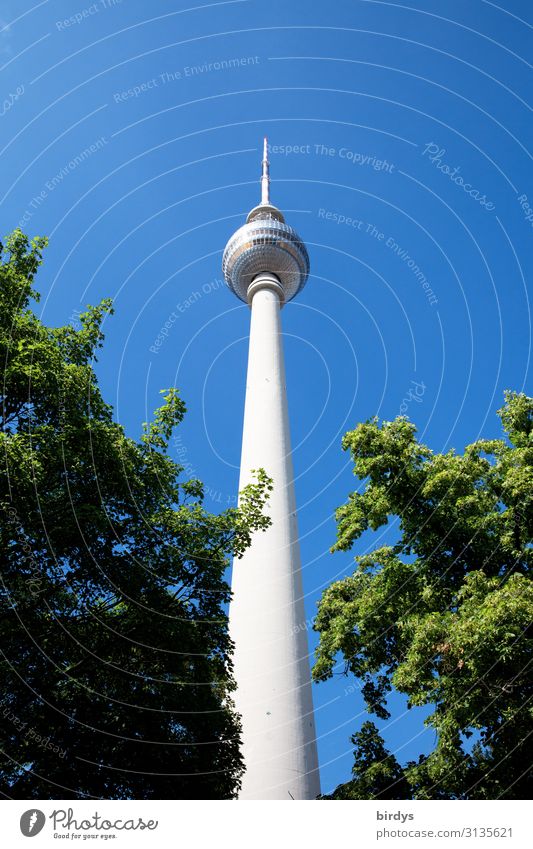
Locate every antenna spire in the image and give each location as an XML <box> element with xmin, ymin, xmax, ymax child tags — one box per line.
<box><xmin>261</xmin><ymin>136</ymin><xmax>270</xmax><ymax>205</ymax></box>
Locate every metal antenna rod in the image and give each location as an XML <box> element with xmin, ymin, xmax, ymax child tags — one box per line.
<box><xmin>261</xmin><ymin>136</ymin><xmax>270</xmax><ymax>205</ymax></box>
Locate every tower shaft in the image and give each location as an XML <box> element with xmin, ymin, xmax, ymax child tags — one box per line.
<box><xmin>229</xmin><ymin>275</ymin><xmax>320</xmax><ymax>800</ymax></box>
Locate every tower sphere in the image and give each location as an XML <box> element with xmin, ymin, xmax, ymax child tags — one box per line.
<box><xmin>222</xmin><ymin>139</ymin><xmax>310</xmax><ymax>304</ymax></box>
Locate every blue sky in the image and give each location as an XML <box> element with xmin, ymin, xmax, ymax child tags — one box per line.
<box><xmin>1</xmin><ymin>0</ymin><xmax>531</xmax><ymax>794</ymax></box>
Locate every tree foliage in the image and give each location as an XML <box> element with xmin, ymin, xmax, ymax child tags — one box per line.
<box><xmin>314</xmin><ymin>394</ymin><xmax>533</xmax><ymax>799</ymax></box>
<box><xmin>0</xmin><ymin>230</ymin><xmax>271</xmax><ymax>799</ymax></box>
<box><xmin>320</xmin><ymin>721</ymin><xmax>411</xmax><ymax>800</ymax></box>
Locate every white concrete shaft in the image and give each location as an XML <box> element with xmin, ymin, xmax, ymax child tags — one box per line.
<box><xmin>229</xmin><ymin>277</ymin><xmax>321</xmax><ymax>800</ymax></box>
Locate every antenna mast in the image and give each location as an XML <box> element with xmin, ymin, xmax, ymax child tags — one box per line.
<box><xmin>261</xmin><ymin>136</ymin><xmax>270</xmax><ymax>205</ymax></box>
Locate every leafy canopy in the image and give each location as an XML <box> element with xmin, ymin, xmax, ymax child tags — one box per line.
<box><xmin>314</xmin><ymin>394</ymin><xmax>532</xmax><ymax>799</ymax></box>
<box><xmin>0</xmin><ymin>230</ymin><xmax>271</xmax><ymax>799</ymax></box>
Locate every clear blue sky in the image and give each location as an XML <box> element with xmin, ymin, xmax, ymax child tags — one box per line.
<box><xmin>1</xmin><ymin>0</ymin><xmax>531</xmax><ymax>794</ymax></box>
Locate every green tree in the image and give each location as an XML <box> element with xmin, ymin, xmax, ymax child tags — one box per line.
<box><xmin>0</xmin><ymin>230</ymin><xmax>271</xmax><ymax>799</ymax></box>
<box><xmin>320</xmin><ymin>721</ymin><xmax>411</xmax><ymax>800</ymax></box>
<box><xmin>314</xmin><ymin>393</ymin><xmax>533</xmax><ymax>799</ymax></box>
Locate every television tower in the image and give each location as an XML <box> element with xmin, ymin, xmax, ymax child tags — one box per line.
<box><xmin>222</xmin><ymin>139</ymin><xmax>320</xmax><ymax>800</ymax></box>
